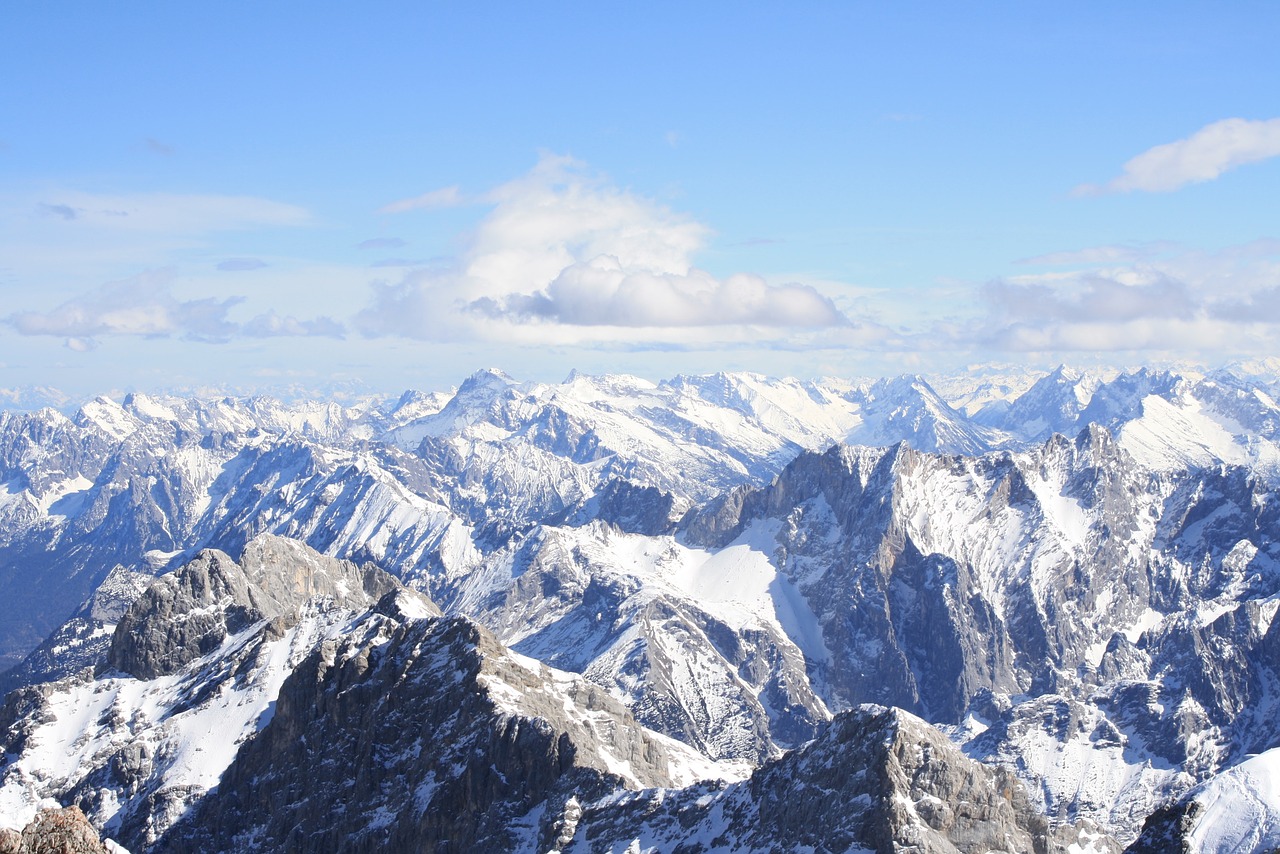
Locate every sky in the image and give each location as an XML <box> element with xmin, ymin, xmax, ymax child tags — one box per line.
<box><xmin>2</xmin><ymin>2</ymin><xmax>1279</xmax><ymax>400</ymax></box>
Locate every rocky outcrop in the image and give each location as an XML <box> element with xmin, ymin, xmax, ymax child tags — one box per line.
<box><xmin>107</xmin><ymin>534</ymin><xmax>405</xmax><ymax>680</ymax></box>
<box><xmin>563</xmin><ymin>704</ymin><xmax>1118</xmax><ymax>853</ymax></box>
<box><xmin>154</xmin><ymin>614</ymin><xmax>715</xmax><ymax>853</ymax></box>
<box><xmin>0</xmin><ymin>537</ymin><xmax>440</xmax><ymax>852</ymax></box>
<box><xmin>0</xmin><ymin>806</ymin><xmax>115</xmax><ymax>854</ymax></box>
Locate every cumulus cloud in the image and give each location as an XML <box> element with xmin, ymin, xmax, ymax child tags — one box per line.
<box><xmin>1210</xmin><ymin>286</ymin><xmax>1280</xmax><ymax>323</ymax></box>
<box><xmin>6</xmin><ymin>269</ymin><xmax>342</xmax><ymax>345</ymax></box>
<box><xmin>1077</xmin><ymin>117</ymin><xmax>1280</xmax><ymax>195</ymax></box>
<box><xmin>217</xmin><ymin>257</ymin><xmax>268</xmax><ymax>271</ymax></box>
<box><xmin>356</xmin><ymin>155</ymin><xmax>850</xmax><ymax>344</ymax></box>
<box><xmin>473</xmin><ymin>260</ymin><xmax>844</xmax><ymax>328</ymax></box>
<box><xmin>378</xmin><ymin>185</ymin><xmax>465</xmax><ymax>214</ymax></box>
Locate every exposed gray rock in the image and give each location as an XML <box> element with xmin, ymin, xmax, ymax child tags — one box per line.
<box><xmin>563</xmin><ymin>705</ymin><xmax>1118</xmax><ymax>853</ymax></box>
<box><xmin>469</xmin><ymin>525</ymin><xmax>825</xmax><ymax>764</ymax></box>
<box><xmin>0</xmin><ymin>536</ymin><xmax>440</xmax><ymax>853</ymax></box>
<box><xmin>0</xmin><ymin>806</ymin><xmax>115</xmax><ymax>854</ymax></box>
<box><xmin>1123</xmin><ymin>799</ymin><xmax>1201</xmax><ymax>854</ymax></box>
<box><xmin>106</xmin><ymin>534</ymin><xmax>406</xmax><ymax>680</ymax></box>
<box><xmin>154</xmin><ymin>614</ymin><xmax>709</xmax><ymax>853</ymax></box>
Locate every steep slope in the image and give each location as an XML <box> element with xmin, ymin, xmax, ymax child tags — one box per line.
<box><xmin>672</xmin><ymin>429</ymin><xmax>1280</xmax><ymax>841</ymax></box>
<box><xmin>0</xmin><ymin>393</ymin><xmax>393</xmax><ymax>673</ymax></box>
<box><xmin>0</xmin><ymin>566</ymin><xmax>151</xmax><ymax>697</ymax></box>
<box><xmin>0</xmin><ymin>536</ymin><xmax>734</xmax><ymax>853</ymax></box>
<box><xmin>0</xmin><ymin>370</ymin><xmax>860</xmax><ymax>674</ymax></box>
<box><xmin>562</xmin><ymin>705</ymin><xmax>1116</xmax><ymax>853</ymax></box>
<box><xmin>155</xmin><ymin>614</ymin><xmax>727</xmax><ymax>853</ymax></box>
<box><xmin>975</xmin><ymin>365</ymin><xmax>1099</xmax><ymax>442</ymax></box>
<box><xmin>985</xmin><ymin>367</ymin><xmax>1280</xmax><ymax>476</ymax></box>
<box><xmin>0</xmin><ymin>536</ymin><xmax>434</xmax><ymax>849</ymax></box>
<box><xmin>5</xmin><ymin>367</ymin><xmax>1280</xmax><ymax>850</ymax></box>
<box><xmin>1126</xmin><ymin>745</ymin><xmax>1280</xmax><ymax>853</ymax></box>
<box><xmin>455</xmin><ymin>521</ymin><xmax>829</xmax><ymax>763</ymax></box>
<box><xmin>847</xmin><ymin>375</ymin><xmax>1003</xmax><ymax>454</ymax></box>
<box><xmin>13</xmin><ymin>365</ymin><xmax>1277</xmax><ymax>680</ymax></box>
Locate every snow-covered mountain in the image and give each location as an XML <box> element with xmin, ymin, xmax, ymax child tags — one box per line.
<box><xmin>4</xmin><ymin>365</ymin><xmax>1280</xmax><ymax>850</ymax></box>
<box><xmin>0</xmin><ymin>537</ymin><xmax>1111</xmax><ymax>852</ymax></box>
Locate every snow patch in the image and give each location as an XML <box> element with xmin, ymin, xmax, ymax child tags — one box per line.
<box><xmin>1185</xmin><ymin>746</ymin><xmax>1280</xmax><ymax>853</ymax></box>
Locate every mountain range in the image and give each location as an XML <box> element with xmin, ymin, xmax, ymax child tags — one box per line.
<box><xmin>2</xmin><ymin>364</ymin><xmax>1280</xmax><ymax>851</ymax></box>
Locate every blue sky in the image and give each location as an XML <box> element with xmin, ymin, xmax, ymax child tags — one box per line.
<box><xmin>3</xmin><ymin>2</ymin><xmax>1279</xmax><ymax>398</ymax></box>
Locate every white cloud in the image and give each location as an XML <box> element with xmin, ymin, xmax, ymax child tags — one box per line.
<box><xmin>1016</xmin><ymin>242</ymin><xmax>1181</xmax><ymax>266</ymax></box>
<box><xmin>378</xmin><ymin>185</ymin><xmax>465</xmax><ymax>214</ymax></box>
<box><xmin>984</xmin><ymin>271</ymin><xmax>1197</xmax><ymax>325</ymax></box>
<box><xmin>6</xmin><ymin>269</ymin><xmax>343</xmax><ymax>344</ymax></box>
<box><xmin>241</xmin><ymin>311</ymin><xmax>345</xmax><ymax>338</ymax></box>
<box><xmin>8</xmin><ymin>269</ymin><xmax>241</xmax><ymax>341</ymax></box>
<box><xmin>1211</xmin><ymin>286</ymin><xmax>1280</xmax><ymax>322</ymax></box>
<box><xmin>475</xmin><ymin>260</ymin><xmax>844</xmax><ymax>328</ymax></box>
<box><xmin>356</xmin><ymin>237</ymin><xmax>407</xmax><ymax>250</ymax></box>
<box><xmin>988</xmin><ymin>318</ymin><xmax>1234</xmax><ymax>352</ymax></box>
<box><xmin>357</xmin><ymin>155</ymin><xmax>850</xmax><ymax>344</ymax></box>
<box><xmin>31</xmin><ymin>191</ymin><xmax>310</xmax><ymax>232</ymax></box>
<box><xmin>932</xmin><ymin>240</ymin><xmax>1280</xmax><ymax>359</ymax></box>
<box><xmin>65</xmin><ymin>337</ymin><xmax>96</xmax><ymax>352</ymax></box>
<box><xmin>1077</xmin><ymin>117</ymin><xmax>1280</xmax><ymax>195</ymax></box>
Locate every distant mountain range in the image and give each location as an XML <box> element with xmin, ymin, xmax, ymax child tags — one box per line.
<box><xmin>3</xmin><ymin>365</ymin><xmax>1280</xmax><ymax>851</ymax></box>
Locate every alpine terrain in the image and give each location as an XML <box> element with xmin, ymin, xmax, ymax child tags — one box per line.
<box><xmin>2</xmin><ymin>363</ymin><xmax>1280</xmax><ymax>852</ymax></box>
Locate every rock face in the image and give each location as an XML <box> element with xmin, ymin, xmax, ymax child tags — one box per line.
<box><xmin>0</xmin><ymin>537</ymin><xmax>439</xmax><ymax>851</ymax></box>
<box><xmin>560</xmin><ymin>705</ymin><xmax>1117</xmax><ymax>853</ymax></box>
<box><xmin>668</xmin><ymin>429</ymin><xmax>1280</xmax><ymax>841</ymax></box>
<box><xmin>6</xmin><ymin>367</ymin><xmax>1280</xmax><ymax>850</ymax></box>
<box><xmin>154</xmin><ymin>614</ymin><xmax>718</xmax><ymax>853</ymax></box>
<box><xmin>2</xmin><ymin>534</ymin><xmax>730</xmax><ymax>854</ymax></box>
<box><xmin>107</xmin><ymin>534</ymin><xmax>403</xmax><ymax>680</ymax></box>
<box><xmin>0</xmin><ymin>806</ymin><xmax>114</xmax><ymax>854</ymax></box>
<box><xmin>461</xmin><ymin>522</ymin><xmax>826</xmax><ymax>766</ymax></box>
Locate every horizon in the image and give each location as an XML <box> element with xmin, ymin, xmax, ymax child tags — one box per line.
<box><xmin>5</xmin><ymin>357</ymin><xmax>1279</xmax><ymax>417</ymax></box>
<box><xmin>4</xmin><ymin>4</ymin><xmax>1279</xmax><ymax>397</ymax></box>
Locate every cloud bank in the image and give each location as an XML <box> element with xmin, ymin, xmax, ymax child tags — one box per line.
<box><xmin>1078</xmin><ymin>117</ymin><xmax>1280</xmax><ymax>195</ymax></box>
<box><xmin>964</xmin><ymin>241</ymin><xmax>1280</xmax><ymax>356</ymax></box>
<box><xmin>6</xmin><ymin>269</ymin><xmax>344</xmax><ymax>347</ymax></box>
